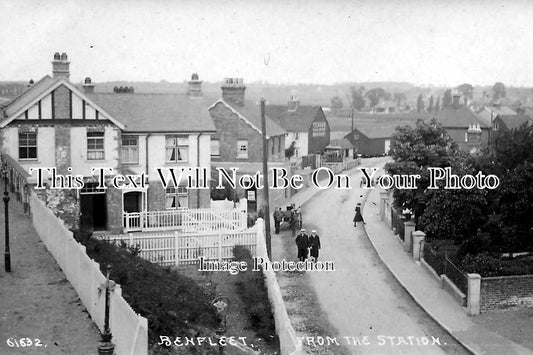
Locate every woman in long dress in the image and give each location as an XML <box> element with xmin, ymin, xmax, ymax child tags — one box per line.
<box><xmin>353</xmin><ymin>202</ymin><xmax>365</xmax><ymax>226</ymax></box>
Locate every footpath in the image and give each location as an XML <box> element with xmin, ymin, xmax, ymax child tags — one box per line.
<box><xmin>0</xmin><ymin>194</ymin><xmax>100</xmax><ymax>354</ymax></box>
<box><xmin>362</xmin><ymin>186</ymin><xmax>533</xmax><ymax>355</ymax></box>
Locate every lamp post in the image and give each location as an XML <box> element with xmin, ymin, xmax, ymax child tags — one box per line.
<box><xmin>98</xmin><ymin>264</ymin><xmax>115</xmax><ymax>354</ymax></box>
<box><xmin>260</xmin><ymin>98</ymin><xmax>272</xmax><ymax>259</ymax></box>
<box><xmin>3</xmin><ymin>167</ymin><xmax>10</xmax><ymax>272</ymax></box>
<box><xmin>212</xmin><ymin>295</ymin><xmax>230</xmax><ymax>355</ymax></box>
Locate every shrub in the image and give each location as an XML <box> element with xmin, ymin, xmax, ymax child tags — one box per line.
<box><xmin>232</xmin><ymin>246</ymin><xmax>277</xmax><ymax>343</ymax></box>
<box><xmin>73</xmin><ymin>233</ymin><xmax>219</xmax><ymax>349</ymax></box>
<box><xmin>459</xmin><ymin>252</ymin><xmax>503</xmax><ymax>277</ymax></box>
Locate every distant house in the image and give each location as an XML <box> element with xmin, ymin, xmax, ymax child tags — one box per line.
<box><xmin>265</xmin><ymin>98</ymin><xmax>330</xmax><ymax>160</ymax></box>
<box><xmin>208</xmin><ymin>78</ymin><xmax>289</xmax><ymax>209</ymax></box>
<box><xmin>324</xmin><ymin>138</ymin><xmax>355</xmax><ymax>161</ymax></box>
<box><xmin>491</xmin><ymin>109</ymin><xmax>531</xmax><ymax>137</ymax></box>
<box><xmin>344</xmin><ymin>124</ymin><xmax>407</xmax><ymax>156</ymax></box>
<box><xmin>435</xmin><ymin>95</ymin><xmax>490</xmax><ymax>153</ymax></box>
<box><xmin>0</xmin><ymin>53</ymin><xmax>215</xmax><ymax>233</ymax></box>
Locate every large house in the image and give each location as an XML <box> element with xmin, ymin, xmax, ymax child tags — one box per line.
<box><xmin>208</xmin><ymin>78</ymin><xmax>289</xmax><ymax>210</ymax></box>
<box><xmin>435</xmin><ymin>95</ymin><xmax>490</xmax><ymax>152</ymax></box>
<box><xmin>0</xmin><ymin>53</ymin><xmax>215</xmax><ymax>233</ymax></box>
<box><xmin>265</xmin><ymin>98</ymin><xmax>330</xmax><ymax>161</ymax></box>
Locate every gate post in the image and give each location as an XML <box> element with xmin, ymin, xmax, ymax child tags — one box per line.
<box><xmin>403</xmin><ymin>221</ymin><xmax>416</xmax><ymax>252</ymax></box>
<box><xmin>218</xmin><ymin>233</ymin><xmax>223</xmax><ymax>263</ymax></box>
<box><xmin>412</xmin><ymin>230</ymin><xmax>426</xmax><ymax>261</ymax></box>
<box><xmin>467</xmin><ymin>273</ymin><xmax>481</xmax><ymax>316</ymax></box>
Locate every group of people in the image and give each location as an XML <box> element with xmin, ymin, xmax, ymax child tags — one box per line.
<box><xmin>273</xmin><ymin>205</ymin><xmax>300</xmax><ymax>236</ymax></box>
<box><xmin>295</xmin><ymin>228</ymin><xmax>321</xmax><ymax>262</ymax></box>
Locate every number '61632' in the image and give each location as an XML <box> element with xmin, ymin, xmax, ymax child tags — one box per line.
<box><xmin>6</xmin><ymin>338</ymin><xmax>44</xmax><ymax>348</ymax></box>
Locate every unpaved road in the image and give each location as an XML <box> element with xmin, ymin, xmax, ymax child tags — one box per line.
<box><xmin>300</xmin><ymin>157</ymin><xmax>468</xmax><ymax>354</ymax></box>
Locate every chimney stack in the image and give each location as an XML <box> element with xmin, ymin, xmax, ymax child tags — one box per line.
<box><xmin>27</xmin><ymin>79</ymin><xmax>34</xmax><ymax>88</ymax></box>
<box><xmin>52</xmin><ymin>52</ymin><xmax>70</xmax><ymax>80</ymax></box>
<box><xmin>188</xmin><ymin>73</ymin><xmax>203</xmax><ymax>97</ymax></box>
<box><xmin>221</xmin><ymin>78</ymin><xmax>246</xmax><ymax>106</ymax></box>
<box><xmin>288</xmin><ymin>95</ymin><xmax>300</xmax><ymax>111</ymax></box>
<box><xmin>452</xmin><ymin>94</ymin><xmax>461</xmax><ymax>108</ymax></box>
<box><xmin>82</xmin><ymin>77</ymin><xmax>95</xmax><ymax>94</ymax></box>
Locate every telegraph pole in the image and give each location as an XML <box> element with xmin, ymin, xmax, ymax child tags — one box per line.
<box><xmin>260</xmin><ymin>98</ymin><xmax>272</xmax><ymax>259</ymax></box>
<box><xmin>351</xmin><ymin>107</ymin><xmax>354</xmax><ymax>133</ymax></box>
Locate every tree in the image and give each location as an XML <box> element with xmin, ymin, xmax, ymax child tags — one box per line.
<box><xmin>435</xmin><ymin>96</ymin><xmax>441</xmax><ymax>112</ymax></box>
<box><xmin>393</xmin><ymin>92</ymin><xmax>407</xmax><ymax>107</ymax></box>
<box><xmin>442</xmin><ymin>89</ymin><xmax>453</xmax><ymax>108</ymax></box>
<box><xmin>492</xmin><ymin>82</ymin><xmax>506</xmax><ymax>101</ymax></box>
<box><xmin>349</xmin><ymin>86</ymin><xmax>365</xmax><ymax>111</ymax></box>
<box><xmin>416</xmin><ymin>94</ymin><xmax>424</xmax><ymax>113</ymax></box>
<box><xmin>365</xmin><ymin>88</ymin><xmax>387</xmax><ymax>108</ymax></box>
<box><xmin>457</xmin><ymin>83</ymin><xmax>474</xmax><ymax>99</ymax></box>
<box><xmin>384</xmin><ymin>118</ymin><xmax>458</xmax><ymax>225</ymax></box>
<box><xmin>428</xmin><ymin>95</ymin><xmax>434</xmax><ymax>113</ymax></box>
<box><xmin>330</xmin><ymin>96</ymin><xmax>343</xmax><ymax>114</ymax></box>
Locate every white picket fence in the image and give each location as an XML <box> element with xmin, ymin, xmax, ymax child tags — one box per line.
<box><xmin>123</xmin><ymin>207</ymin><xmax>248</xmax><ymax>233</ymax></box>
<box><xmin>99</xmin><ymin>228</ymin><xmax>257</xmax><ymax>266</ymax></box>
<box><xmin>255</xmin><ymin>219</ymin><xmax>305</xmax><ymax>355</ymax></box>
<box><xmin>30</xmin><ymin>194</ymin><xmax>148</xmax><ymax>355</ymax></box>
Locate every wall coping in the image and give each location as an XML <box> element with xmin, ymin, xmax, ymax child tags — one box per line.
<box><xmin>482</xmin><ymin>274</ymin><xmax>533</xmax><ymax>282</ymax></box>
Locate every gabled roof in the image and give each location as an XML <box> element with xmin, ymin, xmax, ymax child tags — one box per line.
<box><xmin>326</xmin><ymin>138</ymin><xmax>353</xmax><ymax>150</ymax></box>
<box><xmin>484</xmin><ymin>105</ymin><xmax>516</xmax><ymax>116</ymax></box>
<box><xmin>1</xmin><ymin>77</ymin><xmax>125</xmax><ymax>129</ymax></box>
<box><xmin>265</xmin><ymin>105</ymin><xmax>322</xmax><ymax>132</ymax></box>
<box><xmin>436</xmin><ymin>105</ymin><xmax>488</xmax><ymax>129</ymax></box>
<box><xmin>88</xmin><ymin>93</ymin><xmax>216</xmax><ymax>133</ymax></box>
<box><xmin>345</xmin><ymin>121</ymin><xmax>413</xmax><ymax>139</ymax></box>
<box><xmin>210</xmin><ymin>99</ymin><xmax>286</xmax><ymax>138</ymax></box>
<box><xmin>498</xmin><ymin>114</ymin><xmax>531</xmax><ymax>130</ymax></box>
<box><xmin>477</xmin><ymin>110</ymin><xmax>492</xmax><ymax>126</ymax></box>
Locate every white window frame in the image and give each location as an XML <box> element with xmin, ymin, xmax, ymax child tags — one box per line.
<box><xmin>211</xmin><ymin>139</ymin><xmax>220</xmax><ymax>158</ymax></box>
<box><xmin>18</xmin><ymin>132</ymin><xmax>37</xmax><ymax>160</ymax></box>
<box><xmin>87</xmin><ymin>131</ymin><xmax>105</xmax><ymax>160</ymax></box>
<box><xmin>121</xmin><ymin>135</ymin><xmax>139</xmax><ymax>164</ymax></box>
<box><xmin>165</xmin><ymin>185</ymin><xmax>188</xmax><ymax>209</ymax></box>
<box><xmin>166</xmin><ymin>135</ymin><xmax>189</xmax><ymax>163</ymax></box>
<box><xmin>237</xmin><ymin>140</ymin><xmax>248</xmax><ymax>159</ymax></box>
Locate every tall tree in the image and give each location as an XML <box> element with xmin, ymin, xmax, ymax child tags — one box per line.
<box><xmin>365</xmin><ymin>88</ymin><xmax>387</xmax><ymax>108</ymax></box>
<box><xmin>330</xmin><ymin>96</ymin><xmax>343</xmax><ymax>114</ymax></box>
<box><xmin>442</xmin><ymin>89</ymin><xmax>453</xmax><ymax>108</ymax></box>
<box><xmin>428</xmin><ymin>95</ymin><xmax>434</xmax><ymax>113</ymax></box>
<box><xmin>492</xmin><ymin>82</ymin><xmax>506</xmax><ymax>100</ymax></box>
<box><xmin>393</xmin><ymin>92</ymin><xmax>407</xmax><ymax>107</ymax></box>
<box><xmin>384</xmin><ymin>118</ymin><xmax>458</xmax><ymax>224</ymax></box>
<box><xmin>349</xmin><ymin>86</ymin><xmax>366</xmax><ymax>111</ymax></box>
<box><xmin>457</xmin><ymin>83</ymin><xmax>474</xmax><ymax>99</ymax></box>
<box><xmin>416</xmin><ymin>94</ymin><xmax>424</xmax><ymax>113</ymax></box>
<box><xmin>435</xmin><ymin>96</ymin><xmax>441</xmax><ymax>112</ymax></box>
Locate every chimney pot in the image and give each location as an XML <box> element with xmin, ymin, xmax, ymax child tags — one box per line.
<box><xmin>188</xmin><ymin>73</ymin><xmax>203</xmax><ymax>97</ymax></box>
<box><xmin>82</xmin><ymin>76</ymin><xmax>95</xmax><ymax>94</ymax></box>
<box><xmin>52</xmin><ymin>52</ymin><xmax>70</xmax><ymax>80</ymax></box>
<box><xmin>53</xmin><ymin>52</ymin><xmax>60</xmax><ymax>61</ymax></box>
<box><xmin>60</xmin><ymin>52</ymin><xmax>68</xmax><ymax>61</ymax></box>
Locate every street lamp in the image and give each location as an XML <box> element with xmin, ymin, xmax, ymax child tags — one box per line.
<box><xmin>3</xmin><ymin>166</ymin><xmax>11</xmax><ymax>272</ymax></box>
<box><xmin>212</xmin><ymin>295</ymin><xmax>230</xmax><ymax>355</ymax></box>
<box><xmin>98</xmin><ymin>264</ymin><xmax>116</xmax><ymax>354</ymax></box>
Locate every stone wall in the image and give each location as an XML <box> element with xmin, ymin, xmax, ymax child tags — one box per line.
<box><xmin>481</xmin><ymin>274</ymin><xmax>533</xmax><ymax>312</ymax></box>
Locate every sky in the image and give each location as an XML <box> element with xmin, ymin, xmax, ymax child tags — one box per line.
<box><xmin>1</xmin><ymin>0</ymin><xmax>532</xmax><ymax>87</ymax></box>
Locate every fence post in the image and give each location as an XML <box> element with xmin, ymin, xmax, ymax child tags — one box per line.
<box><xmin>403</xmin><ymin>221</ymin><xmax>416</xmax><ymax>252</ymax></box>
<box><xmin>174</xmin><ymin>231</ymin><xmax>180</xmax><ymax>266</ymax></box>
<box><xmin>412</xmin><ymin>230</ymin><xmax>426</xmax><ymax>261</ymax></box>
<box><xmin>467</xmin><ymin>273</ymin><xmax>481</xmax><ymax>316</ymax></box>
<box><xmin>218</xmin><ymin>233</ymin><xmax>223</xmax><ymax>263</ymax></box>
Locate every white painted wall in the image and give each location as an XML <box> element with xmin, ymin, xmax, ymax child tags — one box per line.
<box><xmin>70</xmin><ymin>126</ymin><xmax>119</xmax><ymax>176</ymax></box>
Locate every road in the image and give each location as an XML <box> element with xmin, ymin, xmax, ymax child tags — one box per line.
<box><xmin>300</xmin><ymin>157</ymin><xmax>468</xmax><ymax>354</ymax></box>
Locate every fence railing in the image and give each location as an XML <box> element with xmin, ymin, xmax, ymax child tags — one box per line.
<box><xmin>30</xmin><ymin>194</ymin><xmax>148</xmax><ymax>355</ymax></box>
<box><xmin>391</xmin><ymin>207</ymin><xmax>405</xmax><ymax>241</ymax></box>
<box><xmin>98</xmin><ymin>228</ymin><xmax>257</xmax><ymax>266</ymax></box>
<box><xmin>423</xmin><ymin>244</ymin><xmax>468</xmax><ymax>296</ymax></box>
<box><xmin>424</xmin><ymin>244</ymin><xmax>445</xmax><ymax>275</ymax></box>
<box><xmin>123</xmin><ymin>207</ymin><xmax>247</xmax><ymax>232</ymax></box>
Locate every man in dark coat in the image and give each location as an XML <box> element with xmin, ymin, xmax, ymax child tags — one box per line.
<box><xmin>295</xmin><ymin>229</ymin><xmax>309</xmax><ymax>262</ymax></box>
<box><xmin>308</xmin><ymin>230</ymin><xmax>321</xmax><ymax>262</ymax></box>
<box><xmin>273</xmin><ymin>207</ymin><xmax>282</xmax><ymax>234</ymax></box>
<box><xmin>353</xmin><ymin>202</ymin><xmax>365</xmax><ymax>226</ymax></box>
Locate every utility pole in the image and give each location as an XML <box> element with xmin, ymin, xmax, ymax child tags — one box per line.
<box><xmin>260</xmin><ymin>98</ymin><xmax>272</xmax><ymax>259</ymax></box>
<box><xmin>351</xmin><ymin>107</ymin><xmax>354</xmax><ymax>133</ymax></box>
<box><xmin>3</xmin><ymin>168</ymin><xmax>10</xmax><ymax>272</ymax></box>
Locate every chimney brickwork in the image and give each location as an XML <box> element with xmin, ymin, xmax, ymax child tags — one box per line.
<box><xmin>188</xmin><ymin>73</ymin><xmax>203</xmax><ymax>97</ymax></box>
<box><xmin>52</xmin><ymin>52</ymin><xmax>70</xmax><ymax>80</ymax></box>
<box><xmin>221</xmin><ymin>78</ymin><xmax>245</xmax><ymax>106</ymax></box>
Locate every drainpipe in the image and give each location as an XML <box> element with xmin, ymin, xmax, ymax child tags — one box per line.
<box><xmin>196</xmin><ymin>132</ymin><xmax>203</xmax><ymax>208</ymax></box>
<box><xmin>145</xmin><ymin>133</ymin><xmax>152</xmax><ymax>212</ymax></box>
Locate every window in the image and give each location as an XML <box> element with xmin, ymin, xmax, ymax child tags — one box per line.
<box><xmin>278</xmin><ymin>137</ymin><xmax>282</xmax><ymax>153</ymax></box>
<box><xmin>271</xmin><ymin>138</ymin><xmax>275</xmax><ymax>155</ymax></box>
<box><xmin>121</xmin><ymin>136</ymin><xmax>139</xmax><ymax>164</ymax></box>
<box><xmin>493</xmin><ymin>122</ymin><xmax>499</xmax><ymax>131</ymax></box>
<box><xmin>465</xmin><ymin>131</ymin><xmax>468</xmax><ymax>142</ymax></box>
<box><xmin>211</xmin><ymin>139</ymin><xmax>220</xmax><ymax>158</ymax></box>
<box><xmin>165</xmin><ymin>185</ymin><xmax>188</xmax><ymax>209</ymax></box>
<box><xmin>166</xmin><ymin>136</ymin><xmax>189</xmax><ymax>162</ymax></box>
<box><xmin>19</xmin><ymin>132</ymin><xmax>37</xmax><ymax>160</ymax></box>
<box><xmin>87</xmin><ymin>131</ymin><xmax>104</xmax><ymax>160</ymax></box>
<box><xmin>353</xmin><ymin>133</ymin><xmax>360</xmax><ymax>140</ymax></box>
<box><xmin>237</xmin><ymin>140</ymin><xmax>248</xmax><ymax>159</ymax></box>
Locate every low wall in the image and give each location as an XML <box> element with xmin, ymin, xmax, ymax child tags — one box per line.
<box><xmin>255</xmin><ymin>219</ymin><xmax>304</xmax><ymax>355</ymax></box>
<box><xmin>481</xmin><ymin>274</ymin><xmax>533</xmax><ymax>312</ymax></box>
<box><xmin>30</xmin><ymin>194</ymin><xmax>148</xmax><ymax>355</ymax></box>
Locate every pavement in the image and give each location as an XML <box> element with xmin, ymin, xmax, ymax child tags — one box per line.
<box><xmin>0</xmin><ymin>191</ymin><xmax>100</xmax><ymax>354</ymax></box>
<box><xmin>362</xmin><ymin>185</ymin><xmax>533</xmax><ymax>355</ymax></box>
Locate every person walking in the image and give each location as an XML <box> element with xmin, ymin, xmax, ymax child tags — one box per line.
<box><xmin>273</xmin><ymin>207</ymin><xmax>282</xmax><ymax>234</ymax></box>
<box><xmin>353</xmin><ymin>202</ymin><xmax>365</xmax><ymax>226</ymax></box>
<box><xmin>290</xmin><ymin>209</ymin><xmax>299</xmax><ymax>237</ymax></box>
<box><xmin>308</xmin><ymin>229</ymin><xmax>321</xmax><ymax>262</ymax></box>
<box><xmin>295</xmin><ymin>228</ymin><xmax>309</xmax><ymax>262</ymax></box>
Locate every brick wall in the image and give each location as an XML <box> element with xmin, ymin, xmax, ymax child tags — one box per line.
<box><xmin>480</xmin><ymin>274</ymin><xmax>533</xmax><ymax>312</ymax></box>
<box><xmin>147</xmin><ymin>183</ymin><xmax>166</xmax><ymax>211</ymax></box>
<box><xmin>210</xmin><ymin>102</ymin><xmax>285</xmax><ymax>163</ymax></box>
<box><xmin>53</xmin><ymin>85</ymin><xmax>71</xmax><ymax>119</ymax></box>
<box><xmin>55</xmin><ymin>126</ymin><xmax>71</xmax><ymax>174</ymax></box>
<box><xmin>44</xmin><ymin>189</ymin><xmax>79</xmax><ymax>230</ymax></box>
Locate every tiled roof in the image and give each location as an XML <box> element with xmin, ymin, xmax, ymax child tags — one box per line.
<box><xmin>436</xmin><ymin>105</ymin><xmax>488</xmax><ymax>128</ymax></box>
<box><xmin>353</xmin><ymin>122</ymin><xmax>413</xmax><ymax>139</ymax></box>
<box><xmin>2</xmin><ymin>75</ymin><xmax>56</xmax><ymax>119</ymax></box>
<box><xmin>88</xmin><ymin>93</ymin><xmax>216</xmax><ymax>133</ymax></box>
<box><xmin>477</xmin><ymin>110</ymin><xmax>492</xmax><ymax>126</ymax></box>
<box><xmin>499</xmin><ymin>115</ymin><xmax>531</xmax><ymax>130</ymax></box>
<box><xmin>326</xmin><ymin>138</ymin><xmax>353</xmax><ymax>149</ymax></box>
<box><xmin>265</xmin><ymin>105</ymin><xmax>321</xmax><ymax>132</ymax></box>
<box><xmin>485</xmin><ymin>105</ymin><xmax>516</xmax><ymax>116</ymax></box>
<box><xmin>217</xmin><ymin>100</ymin><xmax>286</xmax><ymax>137</ymax></box>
